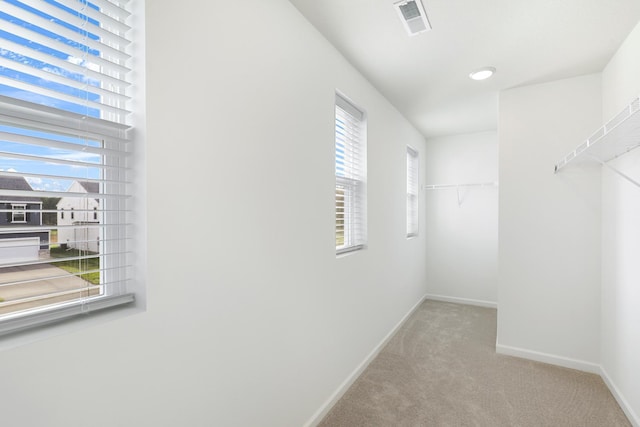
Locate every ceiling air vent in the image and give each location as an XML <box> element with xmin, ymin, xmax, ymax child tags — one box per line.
<box><xmin>394</xmin><ymin>0</ymin><xmax>431</xmax><ymax>36</ymax></box>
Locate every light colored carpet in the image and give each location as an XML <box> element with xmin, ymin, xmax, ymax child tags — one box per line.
<box><xmin>319</xmin><ymin>300</ymin><xmax>630</xmax><ymax>427</ymax></box>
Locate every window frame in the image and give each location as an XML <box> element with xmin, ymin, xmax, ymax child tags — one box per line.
<box><xmin>335</xmin><ymin>92</ymin><xmax>367</xmax><ymax>255</ymax></box>
<box><xmin>0</xmin><ymin>0</ymin><xmax>136</xmax><ymax>337</ymax></box>
<box><xmin>406</xmin><ymin>145</ymin><xmax>419</xmax><ymax>238</ymax></box>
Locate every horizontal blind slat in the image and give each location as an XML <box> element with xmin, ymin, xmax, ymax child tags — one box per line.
<box><xmin>0</xmin><ymin>223</ymin><xmax>130</xmax><ymax>234</ymax></box>
<box><xmin>1</xmin><ymin>22</ymin><xmax>130</xmax><ymax>77</ymax></box>
<box><xmin>91</xmin><ymin>0</ymin><xmax>131</xmax><ymax>20</ymax></box>
<box><xmin>1</xmin><ymin>2</ymin><xmax>131</xmax><ymax>61</ymax></box>
<box><xmin>0</xmin><ymin>37</ymin><xmax>130</xmax><ymax>90</ymax></box>
<box><xmin>0</xmin><ymin>57</ymin><xmax>131</xmax><ymax>104</ymax></box>
<box><xmin>16</xmin><ymin>0</ymin><xmax>131</xmax><ymax>48</ymax></box>
<box><xmin>0</xmin><ymin>149</ymin><xmax>127</xmax><ymax>171</ymax></box>
<box><xmin>53</xmin><ymin>0</ymin><xmax>131</xmax><ymax>33</ymax></box>
<box><xmin>0</xmin><ymin>187</ymin><xmax>130</xmax><ymax>200</ymax></box>
<box><xmin>0</xmin><ymin>170</ymin><xmax>128</xmax><ymax>185</ymax></box>
<box><xmin>0</xmin><ymin>130</ymin><xmax>127</xmax><ymax>158</ymax></box>
<box><xmin>0</xmin><ymin>75</ymin><xmax>129</xmax><ymax>117</ymax></box>
<box><xmin>0</xmin><ymin>250</ymin><xmax>129</xmax><ymax>270</ymax></box>
<box><xmin>0</xmin><ymin>97</ymin><xmax>130</xmax><ymax>141</ymax></box>
<box><xmin>0</xmin><ymin>264</ymin><xmax>127</xmax><ymax>288</ymax></box>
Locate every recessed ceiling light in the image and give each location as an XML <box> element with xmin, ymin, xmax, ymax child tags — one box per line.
<box><xmin>469</xmin><ymin>67</ymin><xmax>496</xmax><ymax>81</ymax></box>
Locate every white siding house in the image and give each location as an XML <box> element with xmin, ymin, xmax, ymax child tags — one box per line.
<box><xmin>56</xmin><ymin>181</ymin><xmax>101</xmax><ymax>253</ymax></box>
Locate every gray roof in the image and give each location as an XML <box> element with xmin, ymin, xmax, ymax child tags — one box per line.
<box><xmin>0</xmin><ymin>175</ymin><xmax>32</xmax><ymax>191</ymax></box>
<box><xmin>0</xmin><ymin>175</ymin><xmax>41</xmax><ymax>202</ymax></box>
<box><xmin>78</xmin><ymin>180</ymin><xmax>99</xmax><ymax>194</ymax></box>
<box><xmin>78</xmin><ymin>181</ymin><xmax>100</xmax><ymax>203</ymax></box>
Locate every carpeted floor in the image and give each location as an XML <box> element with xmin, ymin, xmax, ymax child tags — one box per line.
<box><xmin>319</xmin><ymin>300</ymin><xmax>630</xmax><ymax>427</ymax></box>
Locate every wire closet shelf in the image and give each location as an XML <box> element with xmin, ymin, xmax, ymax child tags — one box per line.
<box><xmin>554</xmin><ymin>95</ymin><xmax>640</xmax><ymax>184</ymax></box>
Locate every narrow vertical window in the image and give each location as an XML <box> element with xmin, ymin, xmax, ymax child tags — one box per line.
<box><xmin>407</xmin><ymin>146</ymin><xmax>419</xmax><ymax>237</ymax></box>
<box><xmin>335</xmin><ymin>93</ymin><xmax>366</xmax><ymax>254</ymax></box>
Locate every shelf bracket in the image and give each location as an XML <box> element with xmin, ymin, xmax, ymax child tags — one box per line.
<box><xmin>587</xmin><ymin>154</ymin><xmax>640</xmax><ymax>189</ymax></box>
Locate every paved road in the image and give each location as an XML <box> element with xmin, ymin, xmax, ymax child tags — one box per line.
<box><xmin>0</xmin><ymin>263</ymin><xmax>98</xmax><ymax>315</ymax></box>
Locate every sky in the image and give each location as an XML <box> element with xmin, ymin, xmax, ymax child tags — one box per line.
<box><xmin>0</xmin><ymin>0</ymin><xmax>103</xmax><ymax>193</ymax></box>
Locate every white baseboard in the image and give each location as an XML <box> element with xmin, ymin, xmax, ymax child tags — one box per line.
<box><xmin>303</xmin><ymin>294</ymin><xmax>427</xmax><ymax>427</ymax></box>
<box><xmin>424</xmin><ymin>293</ymin><xmax>497</xmax><ymax>309</ymax></box>
<box><xmin>495</xmin><ymin>343</ymin><xmax>601</xmax><ymax>374</ymax></box>
<box><xmin>600</xmin><ymin>367</ymin><xmax>640</xmax><ymax>427</ymax></box>
<box><xmin>496</xmin><ymin>346</ymin><xmax>639</xmax><ymax>425</ymax></box>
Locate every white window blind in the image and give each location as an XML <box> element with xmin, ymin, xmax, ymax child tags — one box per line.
<box><xmin>406</xmin><ymin>146</ymin><xmax>419</xmax><ymax>237</ymax></box>
<box><xmin>0</xmin><ymin>0</ymin><xmax>134</xmax><ymax>335</ymax></box>
<box><xmin>335</xmin><ymin>93</ymin><xmax>366</xmax><ymax>254</ymax></box>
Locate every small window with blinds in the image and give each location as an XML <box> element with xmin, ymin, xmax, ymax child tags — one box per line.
<box><xmin>406</xmin><ymin>146</ymin><xmax>419</xmax><ymax>237</ymax></box>
<box><xmin>0</xmin><ymin>0</ymin><xmax>134</xmax><ymax>335</ymax></box>
<box><xmin>335</xmin><ymin>93</ymin><xmax>366</xmax><ymax>255</ymax></box>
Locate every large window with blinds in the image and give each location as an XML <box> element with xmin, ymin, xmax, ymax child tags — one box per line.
<box><xmin>406</xmin><ymin>146</ymin><xmax>419</xmax><ymax>237</ymax></box>
<box><xmin>0</xmin><ymin>0</ymin><xmax>134</xmax><ymax>335</ymax></box>
<box><xmin>335</xmin><ymin>93</ymin><xmax>366</xmax><ymax>255</ymax></box>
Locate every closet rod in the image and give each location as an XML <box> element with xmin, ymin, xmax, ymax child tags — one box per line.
<box><xmin>424</xmin><ymin>182</ymin><xmax>498</xmax><ymax>190</ymax></box>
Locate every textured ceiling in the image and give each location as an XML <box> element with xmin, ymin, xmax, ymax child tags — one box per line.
<box><xmin>288</xmin><ymin>0</ymin><xmax>640</xmax><ymax>138</ymax></box>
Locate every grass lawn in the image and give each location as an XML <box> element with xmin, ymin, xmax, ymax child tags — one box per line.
<box><xmin>50</xmin><ymin>246</ymin><xmax>100</xmax><ymax>285</ymax></box>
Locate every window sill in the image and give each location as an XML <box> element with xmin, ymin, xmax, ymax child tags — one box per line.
<box><xmin>0</xmin><ymin>294</ymin><xmax>136</xmax><ymax>347</ymax></box>
<box><xmin>336</xmin><ymin>244</ymin><xmax>366</xmax><ymax>258</ymax></box>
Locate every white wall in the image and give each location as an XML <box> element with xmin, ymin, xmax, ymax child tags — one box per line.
<box><xmin>0</xmin><ymin>1</ymin><xmax>427</xmax><ymax>426</ymax></box>
<box><xmin>600</xmin><ymin>21</ymin><xmax>640</xmax><ymax>425</ymax></box>
<box><xmin>424</xmin><ymin>132</ymin><xmax>498</xmax><ymax>305</ymax></box>
<box><xmin>497</xmin><ymin>74</ymin><xmax>602</xmax><ymax>368</ymax></box>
